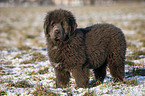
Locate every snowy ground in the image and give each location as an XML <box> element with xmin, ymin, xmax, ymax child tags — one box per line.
<box><xmin>0</xmin><ymin>4</ymin><xmax>145</xmax><ymax>96</ymax></box>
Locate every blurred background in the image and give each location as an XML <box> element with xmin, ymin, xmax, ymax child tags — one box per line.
<box><xmin>0</xmin><ymin>0</ymin><xmax>145</xmax><ymax>49</ymax></box>
<box><xmin>0</xmin><ymin>0</ymin><xmax>145</xmax><ymax>6</ymax></box>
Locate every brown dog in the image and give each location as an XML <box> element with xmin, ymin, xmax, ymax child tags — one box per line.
<box><xmin>44</xmin><ymin>9</ymin><xmax>126</xmax><ymax>88</ymax></box>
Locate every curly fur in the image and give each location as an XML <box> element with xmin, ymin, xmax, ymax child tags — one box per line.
<box><xmin>44</xmin><ymin>9</ymin><xmax>126</xmax><ymax>88</ymax></box>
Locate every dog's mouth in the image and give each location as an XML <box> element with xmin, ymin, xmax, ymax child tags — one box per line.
<box><xmin>52</xmin><ymin>30</ymin><xmax>69</xmax><ymax>41</ymax></box>
<box><xmin>54</xmin><ymin>34</ymin><xmax>69</xmax><ymax>41</ymax></box>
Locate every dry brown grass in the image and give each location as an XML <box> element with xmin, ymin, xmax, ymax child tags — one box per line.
<box><xmin>20</xmin><ymin>52</ymin><xmax>47</xmax><ymax>64</ymax></box>
<box><xmin>32</xmin><ymin>85</ymin><xmax>59</xmax><ymax>96</ymax></box>
<box><xmin>0</xmin><ymin>4</ymin><xmax>145</xmax><ymax>95</ymax></box>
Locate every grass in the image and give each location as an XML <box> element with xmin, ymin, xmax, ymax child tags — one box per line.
<box><xmin>36</xmin><ymin>67</ymin><xmax>49</xmax><ymax>74</ymax></box>
<box><xmin>0</xmin><ymin>67</ymin><xmax>5</xmax><ymax>76</ymax></box>
<box><xmin>126</xmin><ymin>41</ymin><xmax>137</xmax><ymax>49</ymax></box>
<box><xmin>17</xmin><ymin>46</ymin><xmax>32</xmax><ymax>51</ymax></box>
<box><xmin>126</xmin><ymin>61</ymin><xmax>136</xmax><ymax>66</ymax></box>
<box><xmin>0</xmin><ymin>91</ymin><xmax>7</xmax><ymax>96</ymax></box>
<box><xmin>0</xmin><ymin>78</ymin><xmax>13</xmax><ymax>84</ymax></box>
<box><xmin>126</xmin><ymin>60</ymin><xmax>144</xmax><ymax>67</ymax></box>
<box><xmin>83</xmin><ymin>92</ymin><xmax>94</xmax><ymax>96</ymax></box>
<box><xmin>30</xmin><ymin>67</ymin><xmax>49</xmax><ymax>75</ymax></box>
<box><xmin>20</xmin><ymin>52</ymin><xmax>47</xmax><ymax>64</ymax></box>
<box><xmin>0</xmin><ymin>4</ymin><xmax>145</xmax><ymax>95</ymax></box>
<box><xmin>8</xmin><ymin>80</ymin><xmax>33</xmax><ymax>88</ymax></box>
<box><xmin>13</xmin><ymin>54</ymin><xmax>23</xmax><ymax>59</ymax></box>
<box><xmin>26</xmin><ymin>35</ymin><xmax>36</xmax><ymax>39</ymax></box>
<box><xmin>140</xmin><ymin>39</ymin><xmax>145</xmax><ymax>47</ymax></box>
<box><xmin>0</xmin><ymin>60</ymin><xmax>12</xmax><ymax>65</ymax></box>
<box><xmin>126</xmin><ymin>56</ymin><xmax>143</xmax><ymax>60</ymax></box>
<box><xmin>124</xmin><ymin>79</ymin><xmax>138</xmax><ymax>86</ymax></box>
<box><xmin>32</xmin><ymin>85</ymin><xmax>59</xmax><ymax>96</ymax></box>
<box><xmin>132</xmin><ymin>50</ymin><xmax>145</xmax><ymax>55</ymax></box>
<box><xmin>6</xmin><ymin>65</ymin><xmax>15</xmax><ymax>69</ymax></box>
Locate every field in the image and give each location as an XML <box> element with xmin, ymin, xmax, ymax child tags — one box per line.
<box><xmin>0</xmin><ymin>4</ymin><xmax>145</xmax><ymax>96</ymax></box>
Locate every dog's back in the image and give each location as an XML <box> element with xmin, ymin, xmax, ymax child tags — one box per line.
<box><xmin>84</xmin><ymin>23</ymin><xmax>126</xmax><ymax>81</ymax></box>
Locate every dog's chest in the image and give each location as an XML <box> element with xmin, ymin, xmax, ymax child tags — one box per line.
<box><xmin>49</xmin><ymin>43</ymin><xmax>86</xmax><ymax>68</ymax></box>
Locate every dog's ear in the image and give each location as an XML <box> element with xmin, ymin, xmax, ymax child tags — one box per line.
<box><xmin>70</xmin><ymin>22</ymin><xmax>77</xmax><ymax>36</ymax></box>
<box><xmin>73</xmin><ymin>22</ymin><xmax>77</xmax><ymax>31</ymax></box>
<box><xmin>44</xmin><ymin>13</ymin><xmax>51</xmax><ymax>36</ymax></box>
<box><xmin>44</xmin><ymin>21</ymin><xmax>51</xmax><ymax>37</ymax></box>
<box><xmin>44</xmin><ymin>22</ymin><xmax>47</xmax><ymax>35</ymax></box>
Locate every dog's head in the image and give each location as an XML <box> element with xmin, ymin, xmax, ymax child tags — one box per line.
<box><xmin>44</xmin><ymin>9</ymin><xmax>77</xmax><ymax>41</ymax></box>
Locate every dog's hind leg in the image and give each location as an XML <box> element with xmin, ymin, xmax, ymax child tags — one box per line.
<box><xmin>108</xmin><ymin>52</ymin><xmax>125</xmax><ymax>82</ymax></box>
<box><xmin>93</xmin><ymin>60</ymin><xmax>107</xmax><ymax>85</ymax></box>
